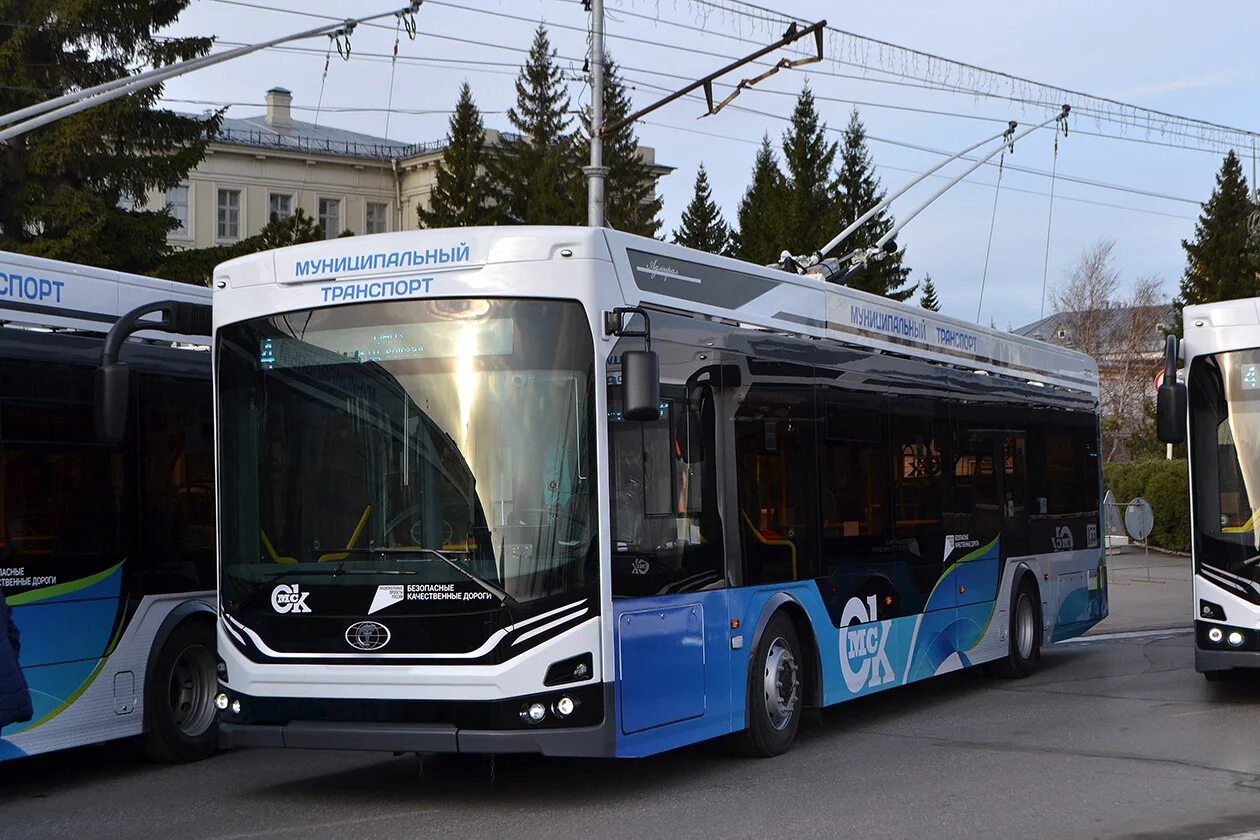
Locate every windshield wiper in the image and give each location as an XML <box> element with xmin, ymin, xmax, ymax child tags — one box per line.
<box><xmin>337</xmin><ymin>546</ymin><xmax>523</xmax><ymax>612</ymax></box>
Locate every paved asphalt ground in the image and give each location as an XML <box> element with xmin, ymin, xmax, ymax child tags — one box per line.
<box><xmin>4</xmin><ymin>547</ymin><xmax>1260</xmax><ymax>840</ymax></box>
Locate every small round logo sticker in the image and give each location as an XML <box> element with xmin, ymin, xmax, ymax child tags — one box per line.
<box><xmin>345</xmin><ymin>621</ymin><xmax>391</xmax><ymax>651</ymax></box>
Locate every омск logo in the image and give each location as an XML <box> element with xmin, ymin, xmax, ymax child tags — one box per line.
<box><xmin>838</xmin><ymin>595</ymin><xmax>895</xmax><ymax>693</ymax></box>
<box><xmin>345</xmin><ymin>620</ymin><xmax>391</xmax><ymax>651</ymax></box>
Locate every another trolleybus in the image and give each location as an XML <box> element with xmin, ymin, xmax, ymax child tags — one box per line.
<box><xmin>194</xmin><ymin>227</ymin><xmax>1106</xmax><ymax>757</ymax></box>
<box><xmin>0</xmin><ymin>252</ymin><xmax>217</xmax><ymax>763</ymax></box>
<box><xmin>1159</xmin><ymin>298</ymin><xmax>1260</xmax><ymax>680</ymax></box>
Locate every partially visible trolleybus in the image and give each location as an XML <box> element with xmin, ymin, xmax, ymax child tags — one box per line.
<box><xmin>199</xmin><ymin>227</ymin><xmax>1106</xmax><ymax>757</ymax></box>
<box><xmin>0</xmin><ymin>252</ymin><xmax>216</xmax><ymax>763</ymax></box>
<box><xmin>1159</xmin><ymin>298</ymin><xmax>1260</xmax><ymax>680</ymax></box>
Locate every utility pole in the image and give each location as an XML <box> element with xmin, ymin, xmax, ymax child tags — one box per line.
<box><xmin>585</xmin><ymin>0</ymin><xmax>608</xmax><ymax>228</ymax></box>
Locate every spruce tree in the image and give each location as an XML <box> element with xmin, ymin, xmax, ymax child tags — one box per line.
<box><xmin>673</xmin><ymin>165</ymin><xmax>731</xmax><ymax>254</ymax></box>
<box><xmin>586</xmin><ymin>57</ymin><xmax>662</xmax><ymax>237</ymax></box>
<box><xmin>0</xmin><ymin>1</ymin><xmax>219</xmax><ymax>274</ymax></box>
<box><xmin>780</xmin><ymin>85</ymin><xmax>839</xmax><ymax>255</ymax></box>
<box><xmin>418</xmin><ymin>82</ymin><xmax>493</xmax><ymax>228</ymax></box>
<box><xmin>1176</xmin><ymin>150</ymin><xmax>1258</xmax><ymax>326</ymax></box>
<box><xmin>487</xmin><ymin>26</ymin><xmax>584</xmax><ymax>226</ymax></box>
<box><xmin>836</xmin><ymin>109</ymin><xmax>914</xmax><ymax>300</ymax></box>
<box><xmin>731</xmin><ymin>135</ymin><xmax>787</xmax><ymax>265</ymax></box>
<box><xmin>919</xmin><ymin>275</ymin><xmax>941</xmax><ymax>311</ymax></box>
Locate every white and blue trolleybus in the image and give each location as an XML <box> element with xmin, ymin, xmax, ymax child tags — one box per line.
<box><xmin>202</xmin><ymin>227</ymin><xmax>1108</xmax><ymax>757</ymax></box>
<box><xmin>1159</xmin><ymin>298</ymin><xmax>1260</xmax><ymax>680</ymax></box>
<box><xmin>0</xmin><ymin>252</ymin><xmax>216</xmax><ymax>763</ymax></box>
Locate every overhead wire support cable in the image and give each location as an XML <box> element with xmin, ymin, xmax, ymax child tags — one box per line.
<box><xmin>0</xmin><ymin>2</ymin><xmax>422</xmax><ymax>143</ymax></box>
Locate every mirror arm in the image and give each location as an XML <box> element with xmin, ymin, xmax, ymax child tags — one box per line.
<box><xmin>605</xmin><ymin>306</ymin><xmax>652</xmax><ymax>351</ymax></box>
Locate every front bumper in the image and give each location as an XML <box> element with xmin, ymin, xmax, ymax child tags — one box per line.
<box><xmin>217</xmin><ymin>681</ymin><xmax>616</xmax><ymax>757</ymax></box>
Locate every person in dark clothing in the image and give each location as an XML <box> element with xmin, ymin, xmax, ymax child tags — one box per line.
<box><xmin>0</xmin><ymin>593</ymin><xmax>33</xmax><ymax>730</ymax></box>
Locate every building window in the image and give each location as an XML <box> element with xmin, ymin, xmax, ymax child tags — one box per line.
<box><xmin>166</xmin><ymin>186</ymin><xmax>189</xmax><ymax>236</ymax></box>
<box><xmin>269</xmin><ymin>193</ymin><xmax>292</xmax><ymax>222</ymax></box>
<box><xmin>366</xmin><ymin>202</ymin><xmax>388</xmax><ymax>234</ymax></box>
<box><xmin>318</xmin><ymin>197</ymin><xmax>341</xmax><ymax>239</ymax></box>
<box><xmin>217</xmin><ymin>188</ymin><xmax>241</xmax><ymax>240</ymax></box>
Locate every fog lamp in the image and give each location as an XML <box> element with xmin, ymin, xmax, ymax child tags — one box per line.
<box><xmin>1228</xmin><ymin>631</ymin><xmax>1245</xmax><ymax>647</ymax></box>
<box><xmin>521</xmin><ymin>702</ymin><xmax>547</xmax><ymax>724</ymax></box>
<box><xmin>215</xmin><ymin>693</ymin><xmax>230</xmax><ymax>710</ymax></box>
<box><xmin>554</xmin><ymin>696</ymin><xmax>576</xmax><ymax>717</ymax></box>
<box><xmin>230</xmin><ymin>699</ymin><xmax>242</xmax><ymax>715</ymax></box>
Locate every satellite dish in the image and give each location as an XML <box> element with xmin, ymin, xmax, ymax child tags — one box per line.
<box><xmin>1124</xmin><ymin>498</ymin><xmax>1154</xmax><ymax>541</ymax></box>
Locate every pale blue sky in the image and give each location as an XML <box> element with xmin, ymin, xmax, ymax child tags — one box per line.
<box><xmin>158</xmin><ymin>0</ymin><xmax>1260</xmax><ymax>328</ymax></box>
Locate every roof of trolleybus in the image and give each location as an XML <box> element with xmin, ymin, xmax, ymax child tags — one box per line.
<box><xmin>212</xmin><ymin>226</ymin><xmax>1098</xmax><ymax>398</ymax></box>
<box><xmin>1184</xmin><ymin>297</ymin><xmax>1260</xmax><ymax>359</ymax></box>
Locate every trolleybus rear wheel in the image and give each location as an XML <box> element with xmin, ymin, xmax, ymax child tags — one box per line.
<box><xmin>733</xmin><ymin>612</ymin><xmax>802</xmax><ymax>757</ymax></box>
<box><xmin>992</xmin><ymin>577</ymin><xmax>1041</xmax><ymax>679</ymax></box>
<box><xmin>143</xmin><ymin>620</ymin><xmax>218</xmax><ymax>763</ymax></box>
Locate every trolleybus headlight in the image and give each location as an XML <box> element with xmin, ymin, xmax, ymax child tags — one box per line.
<box><xmin>1228</xmin><ymin>631</ymin><xmax>1245</xmax><ymax>647</ymax></box>
<box><xmin>215</xmin><ymin>693</ymin><xmax>230</xmax><ymax>710</ymax></box>
<box><xmin>1208</xmin><ymin>627</ymin><xmax>1224</xmax><ymax>644</ymax></box>
<box><xmin>553</xmin><ymin>696</ymin><xmax>576</xmax><ymax>717</ymax></box>
<box><xmin>520</xmin><ymin>702</ymin><xmax>547</xmax><ymax>724</ymax></box>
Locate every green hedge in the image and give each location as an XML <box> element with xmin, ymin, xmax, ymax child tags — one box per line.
<box><xmin>1103</xmin><ymin>458</ymin><xmax>1190</xmax><ymax>552</ymax></box>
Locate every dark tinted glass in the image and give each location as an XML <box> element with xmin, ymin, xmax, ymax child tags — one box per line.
<box><xmin>734</xmin><ymin>377</ymin><xmax>818</xmax><ymax>585</ymax></box>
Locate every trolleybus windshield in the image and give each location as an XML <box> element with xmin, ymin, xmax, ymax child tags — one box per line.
<box><xmin>216</xmin><ymin>298</ymin><xmax>597</xmax><ymax>609</ymax></box>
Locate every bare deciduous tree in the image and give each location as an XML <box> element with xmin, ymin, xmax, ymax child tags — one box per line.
<box><xmin>1052</xmin><ymin>238</ymin><xmax>1167</xmax><ymax>461</ymax></box>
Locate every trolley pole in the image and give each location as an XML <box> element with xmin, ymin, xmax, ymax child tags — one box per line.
<box><xmin>585</xmin><ymin>0</ymin><xmax>608</xmax><ymax>227</ymax></box>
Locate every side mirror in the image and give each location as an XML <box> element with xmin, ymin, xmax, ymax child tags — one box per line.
<box><xmin>95</xmin><ymin>362</ymin><xmax>130</xmax><ymax>445</ymax></box>
<box><xmin>1156</xmin><ymin>334</ymin><xmax>1186</xmax><ymax>444</ymax></box>
<box><xmin>1157</xmin><ymin>382</ymin><xmax>1186</xmax><ymax>443</ymax></box>
<box><xmin>621</xmin><ymin>349</ymin><xmax>661</xmax><ymax>421</ymax></box>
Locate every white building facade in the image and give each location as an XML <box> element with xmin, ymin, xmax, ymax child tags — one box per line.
<box><xmin>147</xmin><ymin>87</ymin><xmax>671</xmax><ymax>250</ymax></box>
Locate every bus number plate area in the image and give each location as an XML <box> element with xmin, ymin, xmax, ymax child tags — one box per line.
<box><xmin>617</xmin><ymin>604</ymin><xmax>706</xmax><ymax>734</ymax></box>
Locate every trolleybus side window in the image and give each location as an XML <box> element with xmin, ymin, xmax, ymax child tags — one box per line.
<box><xmin>734</xmin><ymin>373</ymin><xmax>819</xmax><ymax>586</ymax></box>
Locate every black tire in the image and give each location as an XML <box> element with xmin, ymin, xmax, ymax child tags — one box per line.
<box><xmin>143</xmin><ymin>619</ymin><xmax>219</xmax><ymax>764</ymax></box>
<box><xmin>991</xmin><ymin>577</ymin><xmax>1041</xmax><ymax>679</ymax></box>
<box><xmin>733</xmin><ymin>613</ymin><xmax>803</xmax><ymax>757</ymax></box>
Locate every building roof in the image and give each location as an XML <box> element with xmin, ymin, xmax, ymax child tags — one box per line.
<box><xmin>214</xmin><ymin>115</ymin><xmax>443</xmax><ymax>160</ymax></box>
<box><xmin>1013</xmin><ymin>303</ymin><xmax>1175</xmax><ymax>351</ymax></box>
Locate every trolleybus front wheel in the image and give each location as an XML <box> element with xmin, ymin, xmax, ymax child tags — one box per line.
<box><xmin>143</xmin><ymin>619</ymin><xmax>219</xmax><ymax>763</ymax></box>
<box><xmin>733</xmin><ymin>612</ymin><xmax>802</xmax><ymax>757</ymax></box>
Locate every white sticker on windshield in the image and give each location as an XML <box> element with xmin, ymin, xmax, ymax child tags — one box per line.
<box><xmin>272</xmin><ymin>583</ymin><xmax>311</xmax><ymax>614</ymax></box>
<box><xmin>369</xmin><ymin>584</ymin><xmax>405</xmax><ymax>615</ymax></box>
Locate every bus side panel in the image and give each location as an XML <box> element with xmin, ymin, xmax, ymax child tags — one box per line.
<box><xmin>1</xmin><ymin>593</ymin><xmax>205</xmax><ymax>760</ymax></box>
<box><xmin>612</xmin><ymin>590</ymin><xmax>735</xmax><ymax>758</ymax></box>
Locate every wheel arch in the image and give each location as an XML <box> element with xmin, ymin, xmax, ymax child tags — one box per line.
<box><xmin>1010</xmin><ymin>563</ymin><xmax>1044</xmax><ymax>653</ymax></box>
<box><xmin>142</xmin><ymin>598</ymin><xmax>217</xmax><ymax>727</ymax></box>
<box><xmin>746</xmin><ymin>592</ymin><xmax>823</xmax><ymax>726</ymax></box>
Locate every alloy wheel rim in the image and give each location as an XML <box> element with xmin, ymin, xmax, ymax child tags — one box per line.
<box><xmin>762</xmin><ymin>636</ymin><xmax>800</xmax><ymax>731</ymax></box>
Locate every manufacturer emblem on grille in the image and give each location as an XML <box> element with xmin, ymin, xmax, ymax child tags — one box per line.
<box><xmin>345</xmin><ymin>621</ymin><xmax>391</xmax><ymax>651</ymax></box>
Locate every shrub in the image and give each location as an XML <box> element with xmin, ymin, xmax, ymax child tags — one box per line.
<box><xmin>1103</xmin><ymin>458</ymin><xmax>1190</xmax><ymax>552</ymax></box>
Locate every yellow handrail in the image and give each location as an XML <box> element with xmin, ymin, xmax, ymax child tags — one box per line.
<box><xmin>260</xmin><ymin>529</ymin><xmax>296</xmax><ymax>564</ymax></box>
<box><xmin>319</xmin><ymin>505</ymin><xmax>374</xmax><ymax>562</ymax></box>
<box><xmin>740</xmin><ymin>509</ymin><xmax>797</xmax><ymax>579</ymax></box>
